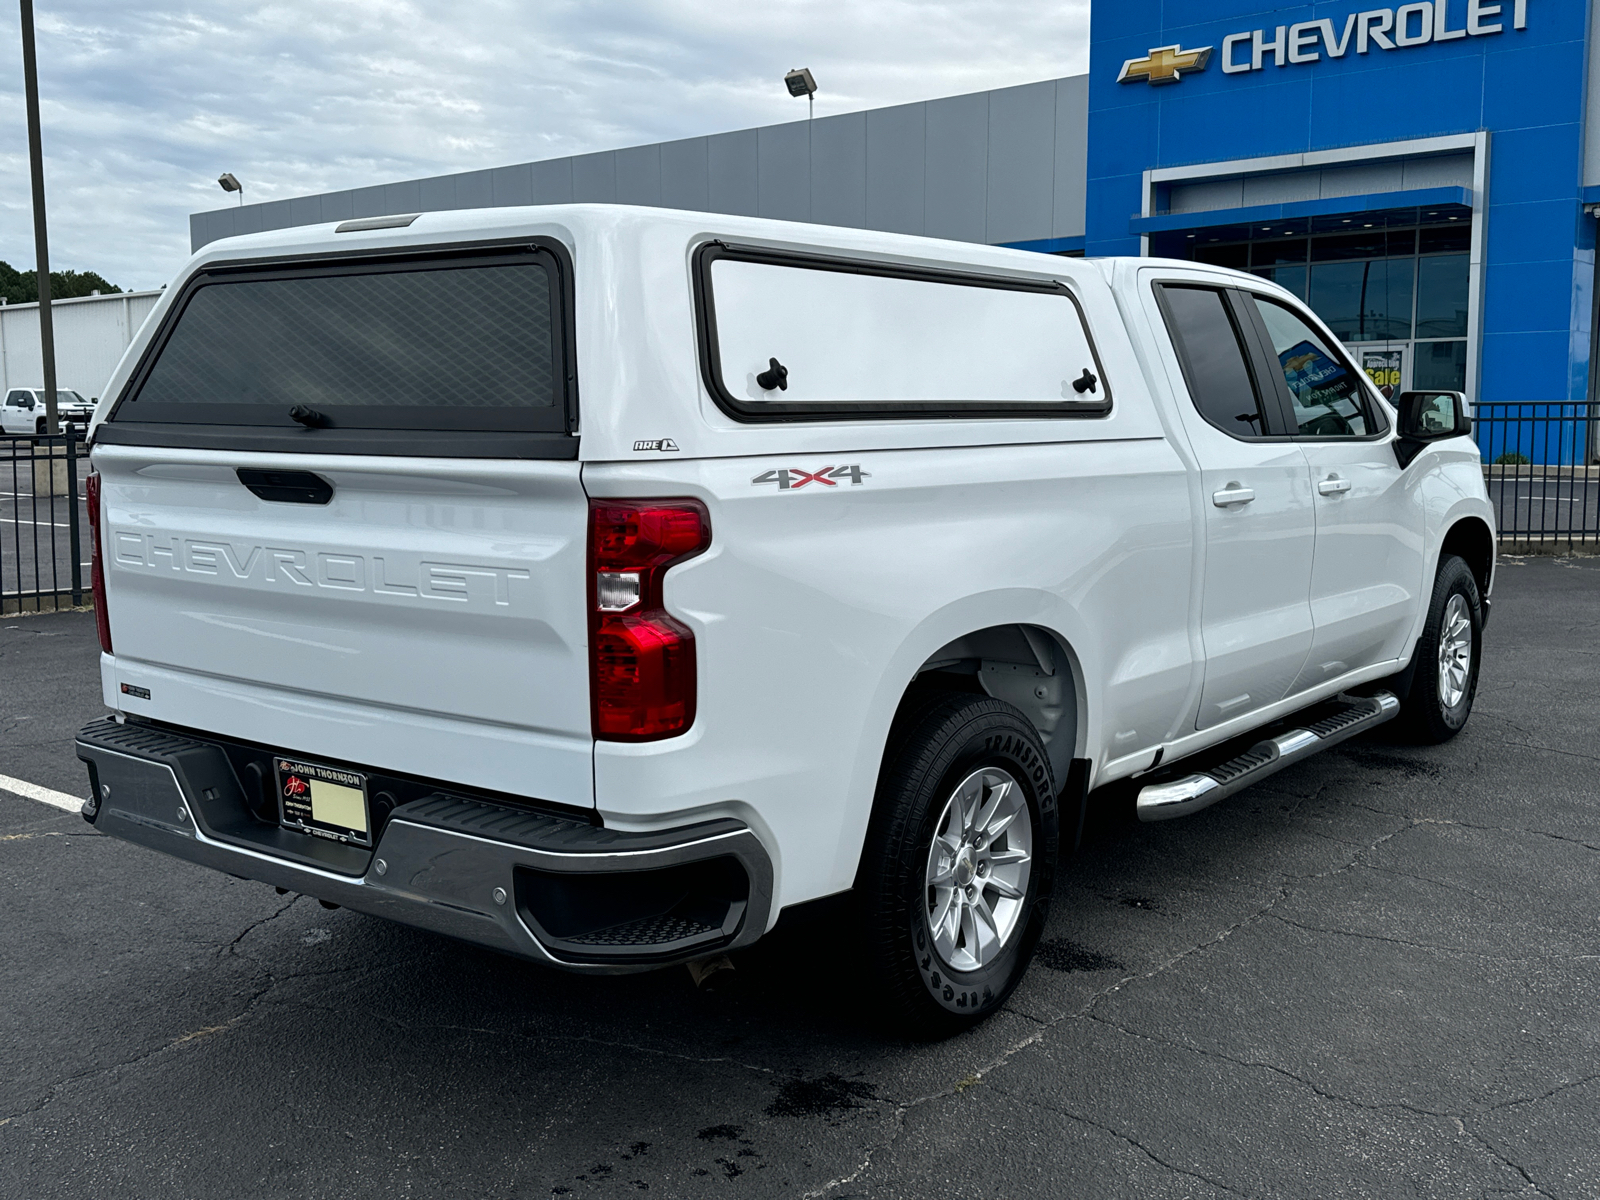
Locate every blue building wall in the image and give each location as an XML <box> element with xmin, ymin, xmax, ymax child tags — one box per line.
<box><xmin>1088</xmin><ymin>0</ymin><xmax>1594</xmax><ymax>419</ymax></box>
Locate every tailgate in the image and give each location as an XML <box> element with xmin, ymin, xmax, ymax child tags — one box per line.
<box><xmin>95</xmin><ymin>447</ymin><xmax>593</xmax><ymax>806</ymax></box>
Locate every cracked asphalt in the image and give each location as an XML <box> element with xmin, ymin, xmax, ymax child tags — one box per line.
<box><xmin>2</xmin><ymin>555</ymin><xmax>1597</xmax><ymax>1199</ymax></box>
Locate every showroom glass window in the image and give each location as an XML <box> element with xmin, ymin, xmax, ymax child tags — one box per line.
<box><xmin>1150</xmin><ymin>209</ymin><xmax>1472</xmax><ymax>394</ymax></box>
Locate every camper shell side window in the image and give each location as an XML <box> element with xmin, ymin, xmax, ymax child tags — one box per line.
<box><xmin>693</xmin><ymin>242</ymin><xmax>1113</xmax><ymax>423</ymax></box>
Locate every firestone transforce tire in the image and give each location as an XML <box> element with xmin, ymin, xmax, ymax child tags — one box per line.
<box><xmin>858</xmin><ymin>693</ymin><xmax>1059</xmax><ymax>1039</ymax></box>
<box><xmin>1396</xmin><ymin>554</ymin><xmax>1483</xmax><ymax>744</ymax></box>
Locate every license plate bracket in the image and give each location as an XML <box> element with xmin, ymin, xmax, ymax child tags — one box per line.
<box><xmin>275</xmin><ymin>757</ymin><xmax>372</xmax><ymax>848</ymax></box>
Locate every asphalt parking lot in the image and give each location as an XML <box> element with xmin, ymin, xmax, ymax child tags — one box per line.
<box><xmin>2</xmin><ymin>555</ymin><xmax>1597</xmax><ymax>1199</ymax></box>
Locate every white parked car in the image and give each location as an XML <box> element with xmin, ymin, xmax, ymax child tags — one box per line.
<box><xmin>2</xmin><ymin>387</ymin><xmax>94</xmax><ymax>436</ymax></box>
<box><xmin>75</xmin><ymin>206</ymin><xmax>1494</xmax><ymax>1035</ymax></box>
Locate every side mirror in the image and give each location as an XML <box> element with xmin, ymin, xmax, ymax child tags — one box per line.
<box><xmin>1394</xmin><ymin>390</ymin><xmax>1470</xmax><ymax>468</ymax></box>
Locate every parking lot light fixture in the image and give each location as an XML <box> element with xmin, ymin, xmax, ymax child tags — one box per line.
<box><xmin>218</xmin><ymin>172</ymin><xmax>243</xmax><ymax>205</ymax></box>
<box><xmin>785</xmin><ymin>68</ymin><xmax>817</xmax><ymax>120</ymax></box>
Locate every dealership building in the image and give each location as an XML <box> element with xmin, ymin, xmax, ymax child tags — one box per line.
<box><xmin>190</xmin><ymin>0</ymin><xmax>1597</xmax><ymax>457</ymax></box>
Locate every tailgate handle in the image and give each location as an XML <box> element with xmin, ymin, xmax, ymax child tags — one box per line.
<box><xmin>236</xmin><ymin>468</ymin><xmax>334</xmax><ymax>505</ymax></box>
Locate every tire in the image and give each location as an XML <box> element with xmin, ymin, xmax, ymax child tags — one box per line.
<box><xmin>857</xmin><ymin>693</ymin><xmax>1059</xmax><ymax>1038</ymax></box>
<box><xmin>1395</xmin><ymin>554</ymin><xmax>1483</xmax><ymax>744</ymax></box>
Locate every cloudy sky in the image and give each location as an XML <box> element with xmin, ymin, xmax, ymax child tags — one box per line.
<box><xmin>0</xmin><ymin>1</ymin><xmax>1090</xmax><ymax>291</ymax></box>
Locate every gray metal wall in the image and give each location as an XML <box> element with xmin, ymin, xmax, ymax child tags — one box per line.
<box><xmin>0</xmin><ymin>290</ymin><xmax>162</xmax><ymax>398</ymax></box>
<box><xmin>190</xmin><ymin>75</ymin><xmax>1088</xmax><ymax>253</ymax></box>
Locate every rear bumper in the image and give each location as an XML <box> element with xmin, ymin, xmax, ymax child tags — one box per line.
<box><xmin>77</xmin><ymin>718</ymin><xmax>774</xmax><ymax>973</ymax></box>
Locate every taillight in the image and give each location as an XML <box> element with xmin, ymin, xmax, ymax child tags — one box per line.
<box><xmin>85</xmin><ymin>470</ymin><xmax>111</xmax><ymax>653</ymax></box>
<box><xmin>588</xmin><ymin>499</ymin><xmax>710</xmax><ymax>741</ymax></box>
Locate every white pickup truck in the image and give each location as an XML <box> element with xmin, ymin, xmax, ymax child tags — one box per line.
<box><xmin>75</xmin><ymin>205</ymin><xmax>1493</xmax><ymax>1036</ymax></box>
<box><xmin>3</xmin><ymin>387</ymin><xmax>95</xmax><ymax>436</ymax></box>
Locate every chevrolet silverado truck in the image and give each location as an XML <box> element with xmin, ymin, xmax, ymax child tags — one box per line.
<box><xmin>74</xmin><ymin>205</ymin><xmax>1493</xmax><ymax>1036</ymax></box>
<box><xmin>3</xmin><ymin>386</ymin><xmax>94</xmax><ymax>436</ymax></box>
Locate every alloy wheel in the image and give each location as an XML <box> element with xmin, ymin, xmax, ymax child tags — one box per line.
<box><xmin>923</xmin><ymin>766</ymin><xmax>1033</xmax><ymax>973</ymax></box>
<box><xmin>1437</xmin><ymin>593</ymin><xmax>1473</xmax><ymax>708</ymax></box>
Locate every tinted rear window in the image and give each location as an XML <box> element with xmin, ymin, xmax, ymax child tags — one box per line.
<box><xmin>1156</xmin><ymin>285</ymin><xmax>1270</xmax><ymax>439</ymax></box>
<box><xmin>115</xmin><ymin>247</ymin><xmax>571</xmax><ymax>434</ymax></box>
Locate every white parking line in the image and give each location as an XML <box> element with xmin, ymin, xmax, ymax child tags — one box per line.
<box><xmin>0</xmin><ymin>773</ymin><xmax>85</xmax><ymax>813</ymax></box>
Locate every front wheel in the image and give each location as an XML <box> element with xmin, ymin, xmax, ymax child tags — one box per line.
<box><xmin>1395</xmin><ymin>554</ymin><xmax>1483</xmax><ymax>743</ymax></box>
<box><xmin>857</xmin><ymin>693</ymin><xmax>1058</xmax><ymax>1038</ymax></box>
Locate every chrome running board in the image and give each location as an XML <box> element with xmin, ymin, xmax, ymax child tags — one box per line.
<box><xmin>1136</xmin><ymin>692</ymin><xmax>1401</xmax><ymax>823</ymax></box>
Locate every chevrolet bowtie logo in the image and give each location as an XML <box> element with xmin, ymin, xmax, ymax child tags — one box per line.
<box><xmin>1118</xmin><ymin>44</ymin><xmax>1214</xmax><ymax>86</ymax></box>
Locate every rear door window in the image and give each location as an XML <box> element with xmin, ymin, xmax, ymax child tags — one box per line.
<box><xmin>695</xmin><ymin>243</ymin><xmax>1111</xmax><ymax>421</ymax></box>
<box><xmin>111</xmin><ymin>244</ymin><xmax>574</xmax><ymax>439</ymax></box>
<box><xmin>1154</xmin><ymin>284</ymin><xmax>1273</xmax><ymax>439</ymax></box>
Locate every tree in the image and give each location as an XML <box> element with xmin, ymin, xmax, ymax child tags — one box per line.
<box><xmin>0</xmin><ymin>261</ymin><xmax>122</xmax><ymax>305</ymax></box>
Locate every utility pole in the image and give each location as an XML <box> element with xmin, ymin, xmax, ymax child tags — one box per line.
<box><xmin>20</xmin><ymin>0</ymin><xmax>59</xmax><ymax>436</ymax></box>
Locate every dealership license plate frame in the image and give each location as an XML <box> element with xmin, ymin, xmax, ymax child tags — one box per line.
<box><xmin>275</xmin><ymin>756</ymin><xmax>374</xmax><ymax>848</ymax></box>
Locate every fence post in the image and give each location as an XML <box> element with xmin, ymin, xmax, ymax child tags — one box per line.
<box><xmin>65</xmin><ymin>426</ymin><xmax>81</xmax><ymax>605</ymax></box>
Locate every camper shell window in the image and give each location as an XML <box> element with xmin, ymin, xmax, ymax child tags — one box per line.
<box><xmin>694</xmin><ymin>243</ymin><xmax>1112</xmax><ymax>423</ymax></box>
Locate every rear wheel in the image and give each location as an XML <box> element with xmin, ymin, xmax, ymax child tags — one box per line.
<box><xmin>1395</xmin><ymin>554</ymin><xmax>1483</xmax><ymax>743</ymax></box>
<box><xmin>858</xmin><ymin>693</ymin><xmax>1058</xmax><ymax>1038</ymax></box>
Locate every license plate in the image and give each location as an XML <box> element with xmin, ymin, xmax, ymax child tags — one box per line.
<box><xmin>275</xmin><ymin>757</ymin><xmax>372</xmax><ymax>847</ymax></box>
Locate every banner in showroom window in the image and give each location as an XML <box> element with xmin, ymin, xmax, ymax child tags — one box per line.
<box><xmin>1362</xmin><ymin>349</ymin><xmax>1403</xmax><ymax>400</ymax></box>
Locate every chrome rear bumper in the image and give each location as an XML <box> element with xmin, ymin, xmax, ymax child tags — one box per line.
<box><xmin>77</xmin><ymin>718</ymin><xmax>773</xmax><ymax>973</ymax></box>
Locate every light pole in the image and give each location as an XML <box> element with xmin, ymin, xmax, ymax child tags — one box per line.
<box><xmin>19</xmin><ymin>0</ymin><xmax>59</xmax><ymax>436</ymax></box>
<box><xmin>785</xmin><ymin>68</ymin><xmax>817</xmax><ymax>120</ymax></box>
<box><xmin>218</xmin><ymin>172</ymin><xmax>244</xmax><ymax>205</ymax></box>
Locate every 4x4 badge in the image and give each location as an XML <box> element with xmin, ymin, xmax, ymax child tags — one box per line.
<box><xmin>751</xmin><ymin>465</ymin><xmax>869</xmax><ymax>490</ymax></box>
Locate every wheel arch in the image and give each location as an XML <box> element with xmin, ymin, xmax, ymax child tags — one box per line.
<box><xmin>833</xmin><ymin>600</ymin><xmax>1097</xmax><ymax>894</ymax></box>
<box><xmin>901</xmin><ymin>622</ymin><xmax>1087</xmax><ymax>788</ymax></box>
<box><xmin>1440</xmin><ymin>515</ymin><xmax>1494</xmax><ymax>600</ymax></box>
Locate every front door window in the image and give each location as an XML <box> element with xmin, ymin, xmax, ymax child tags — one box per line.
<box><xmin>1250</xmin><ymin>296</ymin><xmax>1376</xmax><ymax>438</ymax></box>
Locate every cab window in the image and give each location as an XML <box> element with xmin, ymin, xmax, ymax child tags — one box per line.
<box><xmin>1250</xmin><ymin>297</ymin><xmax>1377</xmax><ymax>438</ymax></box>
<box><xmin>1155</xmin><ymin>284</ymin><xmax>1273</xmax><ymax>439</ymax></box>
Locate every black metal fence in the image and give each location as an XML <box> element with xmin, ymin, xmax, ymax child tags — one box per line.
<box><xmin>1476</xmin><ymin>402</ymin><xmax>1599</xmax><ymax>549</ymax></box>
<box><xmin>2</xmin><ymin>430</ymin><xmax>86</xmax><ymax>615</ymax></box>
<box><xmin>0</xmin><ymin>407</ymin><xmax>1594</xmax><ymax>617</ymax></box>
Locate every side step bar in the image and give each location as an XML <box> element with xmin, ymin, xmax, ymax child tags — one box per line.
<box><xmin>1137</xmin><ymin>692</ymin><xmax>1400</xmax><ymax>822</ymax></box>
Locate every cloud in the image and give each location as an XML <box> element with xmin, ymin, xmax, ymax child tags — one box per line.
<box><xmin>0</xmin><ymin>1</ymin><xmax>1089</xmax><ymax>290</ymax></box>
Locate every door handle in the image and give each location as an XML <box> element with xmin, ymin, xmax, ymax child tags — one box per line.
<box><xmin>1212</xmin><ymin>484</ymin><xmax>1255</xmax><ymax>507</ymax></box>
<box><xmin>1317</xmin><ymin>476</ymin><xmax>1352</xmax><ymax>496</ymax></box>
